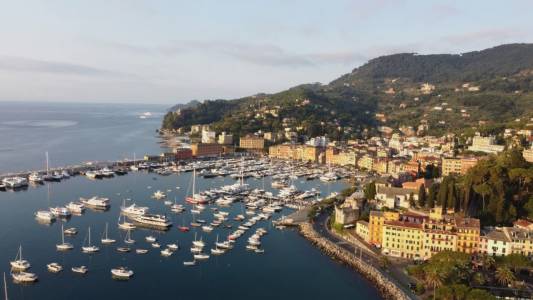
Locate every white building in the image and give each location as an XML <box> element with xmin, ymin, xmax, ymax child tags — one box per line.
<box><xmin>468</xmin><ymin>134</ymin><xmax>504</xmax><ymax>154</ymax></box>
<box><xmin>201</xmin><ymin>130</ymin><xmax>216</xmax><ymax>144</ymax></box>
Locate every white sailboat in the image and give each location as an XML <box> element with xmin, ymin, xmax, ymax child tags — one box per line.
<box><xmin>192</xmin><ymin>232</ymin><xmax>205</xmax><ymax>248</ymax></box>
<box><xmin>211</xmin><ymin>235</ymin><xmax>225</xmax><ymax>255</ymax></box>
<box><xmin>101</xmin><ymin>223</ymin><xmax>116</xmax><ymax>244</ymax></box>
<box><xmin>81</xmin><ymin>227</ymin><xmax>99</xmax><ymax>253</ymax></box>
<box><xmin>124</xmin><ymin>229</ymin><xmax>135</xmax><ymax>244</ymax></box>
<box><xmin>118</xmin><ymin>214</ymin><xmax>136</xmax><ymax>230</ymax></box>
<box><xmin>9</xmin><ymin>246</ymin><xmax>30</xmax><ymax>271</ymax></box>
<box><xmin>56</xmin><ymin>224</ymin><xmax>74</xmax><ymax>251</ymax></box>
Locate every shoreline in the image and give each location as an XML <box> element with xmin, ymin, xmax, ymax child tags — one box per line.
<box><xmin>298</xmin><ymin>222</ymin><xmax>412</xmax><ymax>300</ymax></box>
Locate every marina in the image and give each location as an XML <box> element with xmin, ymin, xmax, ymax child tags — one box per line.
<box><xmin>0</xmin><ymin>159</ymin><xmax>380</xmax><ymax>300</ymax></box>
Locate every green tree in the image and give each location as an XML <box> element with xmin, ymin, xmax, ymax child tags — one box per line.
<box><xmin>502</xmin><ymin>253</ymin><xmax>530</xmax><ymax>272</ymax></box>
<box><xmin>428</xmin><ymin>184</ymin><xmax>437</xmax><ymax>208</ymax></box>
<box><xmin>364</xmin><ymin>181</ymin><xmax>376</xmax><ymax>200</ymax></box>
<box><xmin>466</xmin><ymin>289</ymin><xmax>496</xmax><ymax>300</ymax></box>
<box><xmin>473</xmin><ymin>183</ymin><xmax>491</xmax><ymax>211</ymax></box>
<box><xmin>409</xmin><ymin>192</ymin><xmax>416</xmax><ymax>207</ymax></box>
<box><xmin>495</xmin><ymin>266</ymin><xmax>515</xmax><ymax>286</ymax></box>
<box><xmin>425</xmin><ymin>266</ymin><xmax>444</xmax><ymax>300</ymax></box>
<box><xmin>418</xmin><ymin>185</ymin><xmax>427</xmax><ymax>207</ymax></box>
<box><xmin>472</xmin><ymin>272</ymin><xmax>486</xmax><ymax>286</ymax></box>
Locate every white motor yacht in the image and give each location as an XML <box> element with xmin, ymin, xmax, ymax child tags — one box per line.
<box><xmin>160</xmin><ymin>248</ymin><xmax>173</xmax><ymax>257</ymax></box>
<box><xmin>47</xmin><ymin>262</ymin><xmax>63</xmax><ymax>273</ymax></box>
<box><xmin>152</xmin><ymin>190</ymin><xmax>166</xmax><ymax>199</ymax></box>
<box><xmin>11</xmin><ymin>271</ymin><xmax>37</xmax><ymax>283</ymax></box>
<box><xmin>35</xmin><ymin>210</ymin><xmax>55</xmax><ymax>222</ymax></box>
<box><xmin>2</xmin><ymin>177</ymin><xmax>28</xmax><ymax>189</ymax></box>
<box><xmin>80</xmin><ymin>196</ymin><xmax>110</xmax><ymax>209</ymax></box>
<box><xmin>145</xmin><ymin>236</ymin><xmax>156</xmax><ymax>243</ymax></box>
<box><xmin>121</xmin><ymin>203</ymin><xmax>148</xmax><ymax>216</ymax></box>
<box><xmin>50</xmin><ymin>206</ymin><xmax>71</xmax><ymax>217</ymax></box>
<box><xmin>111</xmin><ymin>267</ymin><xmax>133</xmax><ymax>279</ymax></box>
<box><xmin>66</xmin><ymin>202</ymin><xmax>85</xmax><ymax>214</ymax></box>
<box><xmin>71</xmin><ymin>266</ymin><xmax>88</xmax><ymax>274</ymax></box>
<box><xmin>28</xmin><ymin>172</ymin><xmax>43</xmax><ymax>183</ymax></box>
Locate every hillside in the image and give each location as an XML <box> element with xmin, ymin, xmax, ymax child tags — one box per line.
<box><xmin>162</xmin><ymin>43</ymin><xmax>533</xmax><ymax>138</ymax></box>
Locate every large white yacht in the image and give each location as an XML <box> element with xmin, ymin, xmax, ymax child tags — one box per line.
<box><xmin>2</xmin><ymin>177</ymin><xmax>28</xmax><ymax>189</ymax></box>
<box><xmin>121</xmin><ymin>203</ymin><xmax>149</xmax><ymax>216</ymax></box>
<box><xmin>66</xmin><ymin>202</ymin><xmax>85</xmax><ymax>214</ymax></box>
<box><xmin>50</xmin><ymin>206</ymin><xmax>71</xmax><ymax>217</ymax></box>
<box><xmin>28</xmin><ymin>172</ymin><xmax>43</xmax><ymax>183</ymax></box>
<box><xmin>111</xmin><ymin>267</ymin><xmax>133</xmax><ymax>279</ymax></box>
<box><xmin>131</xmin><ymin>214</ymin><xmax>172</xmax><ymax>229</ymax></box>
<box><xmin>80</xmin><ymin>196</ymin><xmax>110</xmax><ymax>209</ymax></box>
<box><xmin>35</xmin><ymin>210</ymin><xmax>55</xmax><ymax>222</ymax></box>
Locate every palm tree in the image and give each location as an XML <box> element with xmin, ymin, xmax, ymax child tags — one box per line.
<box><xmin>481</xmin><ymin>253</ymin><xmax>495</xmax><ymax>271</ymax></box>
<box><xmin>425</xmin><ymin>267</ymin><xmax>444</xmax><ymax>300</ymax></box>
<box><xmin>495</xmin><ymin>266</ymin><xmax>515</xmax><ymax>287</ymax></box>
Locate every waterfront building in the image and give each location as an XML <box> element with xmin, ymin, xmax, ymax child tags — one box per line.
<box><xmin>174</xmin><ymin>148</ymin><xmax>193</xmax><ymax>160</ymax></box>
<box><xmin>326</xmin><ymin>147</ymin><xmax>358</xmax><ymax>166</ymax></box>
<box><xmin>480</xmin><ymin>228</ymin><xmax>512</xmax><ymax>256</ymax></box>
<box><xmin>334</xmin><ymin>198</ymin><xmax>360</xmax><ymax>225</ymax></box>
<box><xmin>356</xmin><ymin>220</ymin><xmax>370</xmax><ymax>242</ymax></box>
<box><xmin>268</xmin><ymin>144</ymin><xmax>324</xmax><ymax>163</ymax></box>
<box><xmin>201</xmin><ymin>130</ymin><xmax>217</xmax><ymax>143</ymax></box>
<box><xmin>382</xmin><ymin>218</ymin><xmax>424</xmax><ymax>259</ymax></box>
<box><xmin>369</xmin><ymin>211</ymin><xmax>399</xmax><ymax>247</ymax></box>
<box><xmin>191</xmin><ymin>143</ymin><xmax>224</xmax><ymax>158</ymax></box>
<box><xmin>421</xmin><ymin>217</ymin><xmax>458</xmax><ymax>259</ymax></box>
<box><xmin>505</xmin><ymin>227</ymin><xmax>533</xmax><ymax>256</ymax></box>
<box><xmin>239</xmin><ymin>136</ymin><xmax>265</xmax><ymax>152</ymax></box>
<box><xmin>357</xmin><ymin>154</ymin><xmax>374</xmax><ymax>171</ymax></box>
<box><xmin>218</xmin><ymin>132</ymin><xmax>233</xmax><ymax>145</ymax></box>
<box><xmin>455</xmin><ymin>217</ymin><xmax>480</xmax><ymax>254</ymax></box>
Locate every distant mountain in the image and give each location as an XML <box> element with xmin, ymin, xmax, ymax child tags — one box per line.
<box><xmin>162</xmin><ymin>44</ymin><xmax>533</xmax><ymax>138</ymax></box>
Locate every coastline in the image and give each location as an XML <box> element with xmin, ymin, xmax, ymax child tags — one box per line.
<box><xmin>298</xmin><ymin>221</ymin><xmax>412</xmax><ymax>300</ymax></box>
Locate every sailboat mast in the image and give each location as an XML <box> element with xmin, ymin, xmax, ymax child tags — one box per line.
<box><xmin>3</xmin><ymin>272</ymin><xmax>7</xmax><ymax>300</ymax></box>
<box><xmin>192</xmin><ymin>168</ymin><xmax>196</xmax><ymax>198</ymax></box>
<box><xmin>61</xmin><ymin>225</ymin><xmax>65</xmax><ymax>244</ymax></box>
<box><xmin>88</xmin><ymin>227</ymin><xmax>91</xmax><ymax>246</ymax></box>
<box><xmin>46</xmin><ymin>151</ymin><xmax>49</xmax><ymax>174</ymax></box>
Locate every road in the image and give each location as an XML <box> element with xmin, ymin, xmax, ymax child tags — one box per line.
<box><xmin>312</xmin><ymin>211</ymin><xmax>418</xmax><ymax>299</ymax></box>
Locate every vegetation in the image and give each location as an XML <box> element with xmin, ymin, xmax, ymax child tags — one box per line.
<box><xmin>162</xmin><ymin>44</ymin><xmax>533</xmax><ymax>137</ymax></box>
<box><xmin>407</xmin><ymin>251</ymin><xmax>531</xmax><ymax>299</ymax></box>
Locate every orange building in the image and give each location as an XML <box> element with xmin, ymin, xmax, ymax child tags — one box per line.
<box><xmin>191</xmin><ymin>143</ymin><xmax>224</xmax><ymax>157</ymax></box>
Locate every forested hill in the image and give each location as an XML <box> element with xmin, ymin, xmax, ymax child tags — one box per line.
<box><xmin>162</xmin><ymin>43</ymin><xmax>533</xmax><ymax>138</ymax></box>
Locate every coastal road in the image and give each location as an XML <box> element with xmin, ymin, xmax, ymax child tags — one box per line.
<box><xmin>312</xmin><ymin>212</ymin><xmax>418</xmax><ymax>299</ymax></box>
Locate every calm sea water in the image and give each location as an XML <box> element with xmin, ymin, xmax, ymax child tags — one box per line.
<box><xmin>0</xmin><ymin>101</ymin><xmax>168</xmax><ymax>173</ymax></box>
<box><xmin>0</xmin><ymin>102</ymin><xmax>382</xmax><ymax>300</ymax></box>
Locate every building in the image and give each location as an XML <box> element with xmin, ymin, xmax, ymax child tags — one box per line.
<box><xmin>455</xmin><ymin>217</ymin><xmax>480</xmax><ymax>254</ymax></box>
<box><xmin>442</xmin><ymin>156</ymin><xmax>481</xmax><ymax>176</ymax></box>
<box><xmin>505</xmin><ymin>227</ymin><xmax>533</xmax><ymax>257</ymax></box>
<box><xmin>480</xmin><ymin>228</ymin><xmax>512</xmax><ymax>256</ymax></box>
<box><xmin>334</xmin><ymin>198</ymin><xmax>360</xmax><ymax>225</ymax></box>
<box><xmin>368</xmin><ymin>211</ymin><xmax>400</xmax><ymax>247</ymax></box>
<box><xmin>422</xmin><ymin>217</ymin><xmax>458</xmax><ymax>259</ymax></box>
<box><xmin>191</xmin><ymin>143</ymin><xmax>224</xmax><ymax>158</ymax></box>
<box><xmin>269</xmin><ymin>144</ymin><xmax>324</xmax><ymax>163</ymax></box>
<box><xmin>356</xmin><ymin>220</ymin><xmax>370</xmax><ymax>242</ymax></box>
<box><xmin>173</xmin><ymin>148</ymin><xmax>192</xmax><ymax>160</ymax></box>
<box><xmin>218</xmin><ymin>132</ymin><xmax>233</xmax><ymax>145</ymax></box>
<box><xmin>326</xmin><ymin>147</ymin><xmax>358</xmax><ymax>166</ymax></box>
<box><xmin>358</xmin><ymin>154</ymin><xmax>374</xmax><ymax>171</ymax></box>
<box><xmin>382</xmin><ymin>219</ymin><xmax>424</xmax><ymax>259</ymax></box>
<box><xmin>375</xmin><ymin>186</ymin><xmax>417</xmax><ymax>209</ymax></box>
<box><xmin>523</xmin><ymin>148</ymin><xmax>533</xmax><ymax>163</ymax></box>
<box><xmin>239</xmin><ymin>136</ymin><xmax>265</xmax><ymax>151</ymax></box>
<box><xmin>201</xmin><ymin>130</ymin><xmax>216</xmax><ymax>143</ymax></box>
<box><xmin>468</xmin><ymin>135</ymin><xmax>505</xmax><ymax>154</ymax></box>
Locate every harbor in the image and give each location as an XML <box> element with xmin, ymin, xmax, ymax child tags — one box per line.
<box><xmin>0</xmin><ymin>157</ymin><xmax>381</xmax><ymax>300</ymax></box>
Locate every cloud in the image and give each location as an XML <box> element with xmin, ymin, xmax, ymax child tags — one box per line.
<box><xmin>0</xmin><ymin>56</ymin><xmax>133</xmax><ymax>77</ymax></box>
<box><xmin>108</xmin><ymin>40</ymin><xmax>364</xmax><ymax>68</ymax></box>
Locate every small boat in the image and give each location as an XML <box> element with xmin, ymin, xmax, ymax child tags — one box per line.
<box><xmin>160</xmin><ymin>248</ymin><xmax>173</xmax><ymax>257</ymax></box>
<box><xmin>56</xmin><ymin>225</ymin><xmax>74</xmax><ymax>251</ymax></box>
<box><xmin>50</xmin><ymin>206</ymin><xmax>71</xmax><ymax>217</ymax></box>
<box><xmin>47</xmin><ymin>262</ymin><xmax>63</xmax><ymax>273</ymax></box>
<box><xmin>111</xmin><ymin>267</ymin><xmax>133</xmax><ymax>280</ymax></box>
<box><xmin>193</xmin><ymin>254</ymin><xmax>209</xmax><ymax>260</ymax></box>
<box><xmin>117</xmin><ymin>247</ymin><xmax>131</xmax><ymax>253</ymax></box>
<box><xmin>121</xmin><ymin>201</ymin><xmax>148</xmax><ymax>216</ymax></box>
<box><xmin>183</xmin><ymin>260</ymin><xmax>196</xmax><ymax>266</ymax></box>
<box><xmin>135</xmin><ymin>249</ymin><xmax>148</xmax><ymax>254</ymax></box>
<box><xmin>167</xmin><ymin>243</ymin><xmax>179</xmax><ymax>251</ymax></box>
<box><xmin>152</xmin><ymin>190</ymin><xmax>166</xmax><ymax>199</ymax></box>
<box><xmin>145</xmin><ymin>236</ymin><xmax>156</xmax><ymax>243</ymax></box>
<box><xmin>192</xmin><ymin>233</ymin><xmax>205</xmax><ymax>248</ymax></box>
<box><xmin>10</xmin><ymin>246</ymin><xmax>30</xmax><ymax>271</ymax></box>
<box><xmin>71</xmin><ymin>266</ymin><xmax>88</xmax><ymax>274</ymax></box>
<box><xmin>81</xmin><ymin>227</ymin><xmax>100</xmax><ymax>253</ymax></box>
<box><xmin>151</xmin><ymin>243</ymin><xmax>160</xmax><ymax>248</ymax></box>
<box><xmin>66</xmin><ymin>202</ymin><xmax>85</xmax><ymax>214</ymax></box>
<box><xmin>178</xmin><ymin>226</ymin><xmax>190</xmax><ymax>232</ymax></box>
<box><xmin>11</xmin><ymin>271</ymin><xmax>37</xmax><ymax>283</ymax></box>
<box><xmin>79</xmin><ymin>196</ymin><xmax>110</xmax><ymax>209</ymax></box>
<box><xmin>101</xmin><ymin>223</ymin><xmax>116</xmax><ymax>244</ymax></box>
<box><xmin>202</xmin><ymin>225</ymin><xmax>213</xmax><ymax>233</ymax></box>
<box><xmin>28</xmin><ymin>172</ymin><xmax>43</xmax><ymax>183</ymax></box>
<box><xmin>35</xmin><ymin>210</ymin><xmax>55</xmax><ymax>222</ymax></box>
<box><xmin>211</xmin><ymin>248</ymin><xmax>225</xmax><ymax>255</ymax></box>
<box><xmin>254</xmin><ymin>248</ymin><xmax>265</xmax><ymax>254</ymax></box>
<box><xmin>64</xmin><ymin>227</ymin><xmax>78</xmax><ymax>235</ymax></box>
<box><xmin>246</xmin><ymin>244</ymin><xmax>258</xmax><ymax>251</ymax></box>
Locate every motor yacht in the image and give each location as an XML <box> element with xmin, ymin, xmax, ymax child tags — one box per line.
<box><xmin>11</xmin><ymin>272</ymin><xmax>37</xmax><ymax>283</ymax></box>
<box><xmin>71</xmin><ymin>266</ymin><xmax>88</xmax><ymax>274</ymax></box>
<box><xmin>50</xmin><ymin>206</ymin><xmax>71</xmax><ymax>217</ymax></box>
<box><xmin>66</xmin><ymin>202</ymin><xmax>85</xmax><ymax>214</ymax></box>
<box><xmin>35</xmin><ymin>210</ymin><xmax>55</xmax><ymax>222</ymax></box>
<box><xmin>80</xmin><ymin>196</ymin><xmax>110</xmax><ymax>209</ymax></box>
<box><xmin>111</xmin><ymin>267</ymin><xmax>133</xmax><ymax>279</ymax></box>
<box><xmin>47</xmin><ymin>262</ymin><xmax>63</xmax><ymax>273</ymax></box>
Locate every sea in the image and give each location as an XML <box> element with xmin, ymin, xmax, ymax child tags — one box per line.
<box><xmin>0</xmin><ymin>101</ymin><xmax>382</xmax><ymax>300</ymax></box>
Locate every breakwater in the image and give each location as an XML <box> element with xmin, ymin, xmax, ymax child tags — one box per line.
<box><xmin>298</xmin><ymin>222</ymin><xmax>412</xmax><ymax>300</ymax></box>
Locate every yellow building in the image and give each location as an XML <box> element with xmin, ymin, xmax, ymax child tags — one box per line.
<box><xmin>442</xmin><ymin>156</ymin><xmax>481</xmax><ymax>176</ymax></box>
<box><xmin>369</xmin><ymin>211</ymin><xmax>399</xmax><ymax>247</ymax></box>
<box><xmin>358</xmin><ymin>154</ymin><xmax>374</xmax><ymax>171</ymax></box>
<box><xmin>422</xmin><ymin>218</ymin><xmax>458</xmax><ymax>259</ymax></box>
<box><xmin>523</xmin><ymin>148</ymin><xmax>533</xmax><ymax>163</ymax></box>
<box><xmin>382</xmin><ymin>220</ymin><xmax>424</xmax><ymax>259</ymax></box>
<box><xmin>455</xmin><ymin>217</ymin><xmax>480</xmax><ymax>254</ymax></box>
<box><xmin>268</xmin><ymin>144</ymin><xmax>323</xmax><ymax>163</ymax></box>
<box><xmin>326</xmin><ymin>147</ymin><xmax>358</xmax><ymax>166</ymax></box>
<box><xmin>239</xmin><ymin>136</ymin><xmax>265</xmax><ymax>151</ymax></box>
<box><xmin>356</xmin><ymin>220</ymin><xmax>370</xmax><ymax>242</ymax></box>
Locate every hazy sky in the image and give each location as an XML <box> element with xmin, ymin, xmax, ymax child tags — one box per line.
<box><xmin>0</xmin><ymin>0</ymin><xmax>532</xmax><ymax>104</ymax></box>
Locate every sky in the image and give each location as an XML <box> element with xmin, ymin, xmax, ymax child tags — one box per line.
<box><xmin>0</xmin><ymin>0</ymin><xmax>532</xmax><ymax>104</ymax></box>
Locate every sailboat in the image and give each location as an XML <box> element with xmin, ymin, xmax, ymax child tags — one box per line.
<box><xmin>81</xmin><ymin>227</ymin><xmax>100</xmax><ymax>253</ymax></box>
<box><xmin>210</xmin><ymin>235</ymin><xmax>225</xmax><ymax>255</ymax></box>
<box><xmin>101</xmin><ymin>223</ymin><xmax>116</xmax><ymax>244</ymax></box>
<box><xmin>56</xmin><ymin>224</ymin><xmax>74</xmax><ymax>251</ymax></box>
<box><xmin>192</xmin><ymin>232</ymin><xmax>205</xmax><ymax>248</ymax></box>
<box><xmin>10</xmin><ymin>246</ymin><xmax>30</xmax><ymax>270</ymax></box>
<box><xmin>185</xmin><ymin>168</ymin><xmax>200</xmax><ymax>204</ymax></box>
<box><xmin>118</xmin><ymin>214</ymin><xmax>136</xmax><ymax>230</ymax></box>
<box><xmin>124</xmin><ymin>229</ymin><xmax>135</xmax><ymax>244</ymax></box>
<box><xmin>130</xmin><ymin>152</ymin><xmax>139</xmax><ymax>171</ymax></box>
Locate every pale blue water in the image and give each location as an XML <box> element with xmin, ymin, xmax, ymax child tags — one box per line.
<box><xmin>0</xmin><ymin>102</ymin><xmax>382</xmax><ymax>299</ymax></box>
